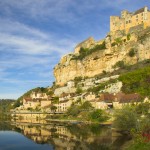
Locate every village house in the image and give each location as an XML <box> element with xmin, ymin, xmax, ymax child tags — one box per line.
<box><xmin>17</xmin><ymin>91</ymin><xmax>52</xmax><ymax>110</ymax></box>
<box><xmin>59</xmin><ymin>93</ymin><xmax>75</xmax><ymax>101</ymax></box>
<box><xmin>22</xmin><ymin>97</ymin><xmax>40</xmax><ymax>109</ymax></box>
<box><xmin>89</xmin><ymin>93</ymin><xmax>142</xmax><ymax>110</ymax></box>
<box><xmin>113</xmin><ymin>93</ymin><xmax>142</xmax><ymax>109</ymax></box>
<box><xmin>55</xmin><ymin>100</ymin><xmax>72</xmax><ymax>112</ymax></box>
<box><xmin>31</xmin><ymin>91</ymin><xmax>49</xmax><ymax>100</ymax></box>
<box><xmin>90</xmin><ymin>99</ymin><xmax>108</xmax><ymax>110</ymax></box>
<box><xmin>83</xmin><ymin>92</ymin><xmax>96</xmax><ymax>101</ymax></box>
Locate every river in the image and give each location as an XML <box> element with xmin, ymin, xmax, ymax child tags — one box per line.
<box><xmin>0</xmin><ymin>121</ymin><xmax>131</xmax><ymax>150</ymax></box>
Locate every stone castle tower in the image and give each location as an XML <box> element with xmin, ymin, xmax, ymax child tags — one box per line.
<box><xmin>110</xmin><ymin>6</ymin><xmax>150</xmax><ymax>33</ymax></box>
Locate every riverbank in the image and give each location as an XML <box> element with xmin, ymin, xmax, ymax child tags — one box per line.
<box><xmin>11</xmin><ymin>117</ymin><xmax>113</xmax><ymax>126</ymax></box>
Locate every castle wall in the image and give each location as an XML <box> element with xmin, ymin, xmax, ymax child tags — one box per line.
<box><xmin>110</xmin><ymin>7</ymin><xmax>150</xmax><ymax>33</ymax></box>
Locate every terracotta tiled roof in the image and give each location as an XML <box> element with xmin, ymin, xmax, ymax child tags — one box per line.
<box><xmin>119</xmin><ymin>93</ymin><xmax>141</xmax><ymax>103</ymax></box>
<box><xmin>99</xmin><ymin>93</ymin><xmax>115</xmax><ymax>103</ymax></box>
<box><xmin>24</xmin><ymin>97</ymin><xmax>32</xmax><ymax>102</ymax></box>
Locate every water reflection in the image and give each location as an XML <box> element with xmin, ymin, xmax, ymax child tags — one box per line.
<box><xmin>0</xmin><ymin>121</ymin><xmax>131</xmax><ymax>150</ymax></box>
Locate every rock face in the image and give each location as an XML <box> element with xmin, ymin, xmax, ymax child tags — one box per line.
<box><xmin>74</xmin><ymin>37</ymin><xmax>95</xmax><ymax>54</ymax></box>
<box><xmin>54</xmin><ymin>29</ymin><xmax>150</xmax><ymax>86</ymax></box>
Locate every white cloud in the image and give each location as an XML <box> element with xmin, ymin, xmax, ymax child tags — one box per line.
<box><xmin>0</xmin><ymin>19</ymin><xmax>75</xmax><ymax>56</ymax></box>
<box><xmin>0</xmin><ymin>78</ymin><xmax>50</xmax><ymax>83</ymax></box>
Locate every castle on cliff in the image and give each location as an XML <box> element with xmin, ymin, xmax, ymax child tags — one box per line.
<box><xmin>110</xmin><ymin>6</ymin><xmax>150</xmax><ymax>33</ymax></box>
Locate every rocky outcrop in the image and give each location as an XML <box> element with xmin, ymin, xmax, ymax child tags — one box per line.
<box><xmin>74</xmin><ymin>37</ymin><xmax>95</xmax><ymax>54</ymax></box>
<box><xmin>54</xmin><ymin>29</ymin><xmax>150</xmax><ymax>86</ymax></box>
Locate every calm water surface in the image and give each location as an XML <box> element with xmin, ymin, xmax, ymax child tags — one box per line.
<box><xmin>0</xmin><ymin>121</ymin><xmax>131</xmax><ymax>150</ymax></box>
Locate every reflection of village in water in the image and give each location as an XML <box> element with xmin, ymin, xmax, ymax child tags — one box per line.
<box><xmin>9</xmin><ymin>119</ymin><xmax>131</xmax><ymax>150</ymax></box>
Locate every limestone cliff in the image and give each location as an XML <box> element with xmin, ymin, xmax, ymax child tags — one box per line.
<box><xmin>54</xmin><ymin>28</ymin><xmax>150</xmax><ymax>85</ymax></box>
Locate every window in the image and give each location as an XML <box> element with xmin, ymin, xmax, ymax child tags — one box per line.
<box><xmin>126</xmin><ymin>21</ymin><xmax>128</xmax><ymax>24</ymax></box>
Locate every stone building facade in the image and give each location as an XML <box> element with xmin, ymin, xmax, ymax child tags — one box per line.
<box><xmin>110</xmin><ymin>6</ymin><xmax>150</xmax><ymax>33</ymax></box>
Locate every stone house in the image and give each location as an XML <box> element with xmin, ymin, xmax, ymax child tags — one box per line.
<box><xmin>55</xmin><ymin>100</ymin><xmax>72</xmax><ymax>112</ymax></box>
<box><xmin>31</xmin><ymin>91</ymin><xmax>48</xmax><ymax>100</ymax></box>
<box><xmin>59</xmin><ymin>93</ymin><xmax>75</xmax><ymax>101</ymax></box>
<box><xmin>20</xmin><ymin>91</ymin><xmax>52</xmax><ymax>110</ymax></box>
<box><xmin>40</xmin><ymin>99</ymin><xmax>51</xmax><ymax>108</ymax></box>
<box><xmin>89</xmin><ymin>93</ymin><xmax>141</xmax><ymax>110</ymax></box>
<box><xmin>90</xmin><ymin>99</ymin><xmax>108</xmax><ymax>110</ymax></box>
<box><xmin>23</xmin><ymin>97</ymin><xmax>40</xmax><ymax>109</ymax></box>
<box><xmin>113</xmin><ymin>93</ymin><xmax>142</xmax><ymax>109</ymax></box>
<box><xmin>110</xmin><ymin>6</ymin><xmax>150</xmax><ymax>33</ymax></box>
<box><xmin>83</xmin><ymin>92</ymin><xmax>96</xmax><ymax>101</ymax></box>
<box><xmin>99</xmin><ymin>93</ymin><xmax>116</xmax><ymax>108</ymax></box>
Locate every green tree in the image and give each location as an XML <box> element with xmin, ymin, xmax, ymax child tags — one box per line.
<box><xmin>52</xmin><ymin>97</ymin><xmax>59</xmax><ymax>104</ymax></box>
<box><xmin>114</xmin><ymin>106</ymin><xmax>139</xmax><ymax>132</ymax></box>
<box><xmin>67</xmin><ymin>104</ymin><xmax>80</xmax><ymax>117</ymax></box>
<box><xmin>50</xmin><ymin>105</ymin><xmax>57</xmax><ymax>112</ymax></box>
<box><xmin>76</xmin><ymin>87</ymin><xmax>83</xmax><ymax>94</ymax></box>
<box><xmin>89</xmin><ymin>109</ymin><xmax>107</xmax><ymax>122</ymax></box>
<box><xmin>80</xmin><ymin>101</ymin><xmax>93</xmax><ymax>110</ymax></box>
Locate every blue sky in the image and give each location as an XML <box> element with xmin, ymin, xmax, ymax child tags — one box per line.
<box><xmin>0</xmin><ymin>0</ymin><xmax>149</xmax><ymax>99</ymax></box>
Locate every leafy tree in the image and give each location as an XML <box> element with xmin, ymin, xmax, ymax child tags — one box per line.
<box><xmin>80</xmin><ymin>101</ymin><xmax>93</xmax><ymax>110</ymax></box>
<box><xmin>113</xmin><ymin>106</ymin><xmax>139</xmax><ymax>131</ymax></box>
<box><xmin>13</xmin><ymin>99</ymin><xmax>22</xmax><ymax>108</ymax></box>
<box><xmin>76</xmin><ymin>87</ymin><xmax>83</xmax><ymax>94</ymax></box>
<box><xmin>67</xmin><ymin>104</ymin><xmax>80</xmax><ymax>117</ymax></box>
<box><xmin>50</xmin><ymin>105</ymin><xmax>57</xmax><ymax>112</ymax></box>
<box><xmin>46</xmin><ymin>91</ymin><xmax>54</xmax><ymax>96</ymax></box>
<box><xmin>89</xmin><ymin>109</ymin><xmax>107</xmax><ymax>122</ymax></box>
<box><xmin>135</xmin><ymin>102</ymin><xmax>150</xmax><ymax>116</ymax></box>
<box><xmin>52</xmin><ymin>97</ymin><xmax>59</xmax><ymax>104</ymax></box>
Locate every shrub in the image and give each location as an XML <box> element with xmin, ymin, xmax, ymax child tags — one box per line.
<box><xmin>76</xmin><ymin>87</ymin><xmax>83</xmax><ymax>94</ymax></box>
<box><xmin>13</xmin><ymin>99</ymin><xmax>22</xmax><ymax>108</ymax></box>
<box><xmin>89</xmin><ymin>109</ymin><xmax>107</xmax><ymax>122</ymax></box>
<box><xmin>111</xmin><ymin>42</ymin><xmax>117</xmax><ymax>47</ymax></box>
<box><xmin>127</xmin><ymin>33</ymin><xmax>131</xmax><ymax>40</ymax></box>
<box><xmin>50</xmin><ymin>105</ymin><xmax>57</xmax><ymax>112</ymax></box>
<box><xmin>74</xmin><ymin>76</ymin><xmax>83</xmax><ymax>86</ymax></box>
<box><xmin>80</xmin><ymin>101</ymin><xmax>93</xmax><ymax>110</ymax></box>
<box><xmin>113</xmin><ymin>61</ymin><xmax>125</xmax><ymax>69</ymax></box>
<box><xmin>115</xmin><ymin>38</ymin><xmax>122</xmax><ymax>45</ymax></box>
<box><xmin>52</xmin><ymin>97</ymin><xmax>59</xmax><ymax>104</ymax></box>
<box><xmin>129</xmin><ymin>48</ymin><xmax>135</xmax><ymax>57</ymax></box>
<box><xmin>71</xmin><ymin>42</ymin><xmax>106</xmax><ymax>60</ymax></box>
<box><xmin>102</xmin><ymin>70</ymin><xmax>107</xmax><ymax>74</ymax></box>
<box><xmin>67</xmin><ymin>104</ymin><xmax>80</xmax><ymax>117</ymax></box>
